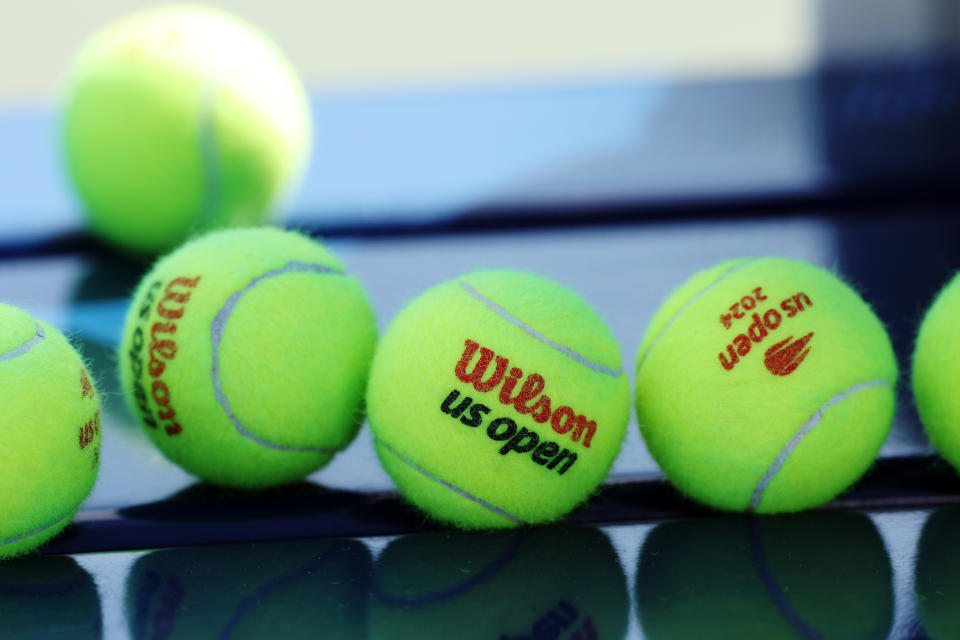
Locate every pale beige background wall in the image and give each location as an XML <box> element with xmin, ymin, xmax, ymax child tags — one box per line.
<box><xmin>1</xmin><ymin>0</ymin><xmax>814</xmax><ymax>104</ymax></box>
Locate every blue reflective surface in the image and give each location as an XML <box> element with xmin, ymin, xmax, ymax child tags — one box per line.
<box><xmin>0</xmin><ymin>508</ymin><xmax>947</xmax><ymax>639</ymax></box>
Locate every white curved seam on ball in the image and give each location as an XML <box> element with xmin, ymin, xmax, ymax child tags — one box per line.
<box><xmin>748</xmin><ymin>378</ymin><xmax>892</xmax><ymax>512</ymax></box>
<box><xmin>458</xmin><ymin>281</ymin><xmax>621</xmax><ymax>377</ymax></box>
<box><xmin>0</xmin><ymin>322</ymin><xmax>45</xmax><ymax>363</ymax></box>
<box><xmin>210</xmin><ymin>260</ymin><xmax>344</xmax><ymax>453</ymax></box>
<box><xmin>196</xmin><ymin>77</ymin><xmax>223</xmax><ymax>227</ymax></box>
<box><xmin>0</xmin><ymin>510</ymin><xmax>72</xmax><ymax>547</ymax></box>
<box><xmin>748</xmin><ymin>521</ymin><xmax>822</xmax><ymax>638</ymax></box>
<box><xmin>635</xmin><ymin>259</ymin><xmax>756</xmax><ymax>374</ymax></box>
<box><xmin>378</xmin><ymin>439</ymin><xmax>527</xmax><ymax>524</ymax></box>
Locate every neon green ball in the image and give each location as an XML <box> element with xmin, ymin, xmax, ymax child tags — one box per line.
<box><xmin>0</xmin><ymin>304</ymin><xmax>102</xmax><ymax>559</ymax></box>
<box><xmin>912</xmin><ymin>273</ymin><xmax>960</xmax><ymax>472</ymax></box>
<box><xmin>636</xmin><ymin>512</ymin><xmax>893</xmax><ymax>639</ymax></box>
<box><xmin>367</xmin><ymin>270</ymin><xmax>631</xmax><ymax>529</ymax></box>
<box><xmin>61</xmin><ymin>5</ymin><xmax>312</xmax><ymax>253</ymax></box>
<box><xmin>118</xmin><ymin>227</ymin><xmax>377</xmax><ymax>488</ymax></box>
<box><xmin>369</xmin><ymin>527</ymin><xmax>628</xmax><ymax>640</ymax></box>
<box><xmin>635</xmin><ymin>257</ymin><xmax>897</xmax><ymax>513</ymax></box>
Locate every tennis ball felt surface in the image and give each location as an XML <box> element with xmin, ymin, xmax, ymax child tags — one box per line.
<box><xmin>915</xmin><ymin>507</ymin><xmax>960</xmax><ymax>640</ymax></box>
<box><xmin>369</xmin><ymin>527</ymin><xmax>628</xmax><ymax>640</ymax></box>
<box><xmin>0</xmin><ymin>303</ymin><xmax>102</xmax><ymax>559</ymax></box>
<box><xmin>62</xmin><ymin>5</ymin><xmax>312</xmax><ymax>253</ymax></box>
<box><xmin>367</xmin><ymin>270</ymin><xmax>631</xmax><ymax>528</ymax></box>
<box><xmin>635</xmin><ymin>257</ymin><xmax>897</xmax><ymax>513</ymax></box>
<box><xmin>636</xmin><ymin>512</ymin><xmax>893</xmax><ymax>640</ymax></box>
<box><xmin>118</xmin><ymin>227</ymin><xmax>376</xmax><ymax>488</ymax></box>
<box><xmin>127</xmin><ymin>539</ymin><xmax>371</xmax><ymax>639</ymax></box>
<box><xmin>0</xmin><ymin>555</ymin><xmax>103</xmax><ymax>637</ymax></box>
<box><xmin>912</xmin><ymin>273</ymin><xmax>960</xmax><ymax>473</ymax></box>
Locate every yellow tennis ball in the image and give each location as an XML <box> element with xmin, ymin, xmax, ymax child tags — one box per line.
<box><xmin>369</xmin><ymin>527</ymin><xmax>629</xmax><ymax>640</ymax></box>
<box><xmin>636</xmin><ymin>512</ymin><xmax>894</xmax><ymax>639</ymax></box>
<box><xmin>367</xmin><ymin>270</ymin><xmax>630</xmax><ymax>529</ymax></box>
<box><xmin>0</xmin><ymin>303</ymin><xmax>102</xmax><ymax>559</ymax></box>
<box><xmin>912</xmin><ymin>273</ymin><xmax>960</xmax><ymax>472</ymax></box>
<box><xmin>118</xmin><ymin>227</ymin><xmax>377</xmax><ymax>488</ymax></box>
<box><xmin>635</xmin><ymin>257</ymin><xmax>897</xmax><ymax>513</ymax></box>
<box><xmin>61</xmin><ymin>5</ymin><xmax>312</xmax><ymax>253</ymax></box>
<box><xmin>126</xmin><ymin>539</ymin><xmax>371</xmax><ymax>639</ymax></box>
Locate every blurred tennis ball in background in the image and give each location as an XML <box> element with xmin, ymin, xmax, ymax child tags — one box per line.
<box><xmin>127</xmin><ymin>539</ymin><xmax>371</xmax><ymax>639</ymax></box>
<box><xmin>636</xmin><ymin>512</ymin><xmax>893</xmax><ymax>639</ymax></box>
<box><xmin>367</xmin><ymin>270</ymin><xmax>631</xmax><ymax>528</ymax></box>
<box><xmin>913</xmin><ymin>273</ymin><xmax>960</xmax><ymax>474</ymax></box>
<box><xmin>0</xmin><ymin>555</ymin><xmax>102</xmax><ymax>638</ymax></box>
<box><xmin>118</xmin><ymin>227</ymin><xmax>377</xmax><ymax>488</ymax></box>
<box><xmin>61</xmin><ymin>5</ymin><xmax>312</xmax><ymax>253</ymax></box>
<box><xmin>369</xmin><ymin>526</ymin><xmax>628</xmax><ymax>640</ymax></box>
<box><xmin>635</xmin><ymin>257</ymin><xmax>897</xmax><ymax>513</ymax></box>
<box><xmin>0</xmin><ymin>303</ymin><xmax>102</xmax><ymax>559</ymax></box>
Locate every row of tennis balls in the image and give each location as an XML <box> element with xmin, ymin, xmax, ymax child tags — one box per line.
<box><xmin>3</xmin><ymin>225</ymin><xmax>960</xmax><ymax>559</ymax></box>
<box><xmin>108</xmin><ymin>228</ymin><xmax>960</xmax><ymax>523</ymax></box>
<box><xmin>12</xmin><ymin>509</ymin><xmax>960</xmax><ymax>640</ymax></box>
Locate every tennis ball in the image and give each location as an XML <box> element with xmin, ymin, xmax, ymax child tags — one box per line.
<box><xmin>635</xmin><ymin>257</ymin><xmax>897</xmax><ymax>513</ymax></box>
<box><xmin>369</xmin><ymin>526</ymin><xmax>628</xmax><ymax>640</ymax></box>
<box><xmin>912</xmin><ymin>273</ymin><xmax>960</xmax><ymax>472</ymax></box>
<box><xmin>118</xmin><ymin>227</ymin><xmax>376</xmax><ymax>488</ymax></box>
<box><xmin>61</xmin><ymin>5</ymin><xmax>312</xmax><ymax>253</ymax></box>
<box><xmin>367</xmin><ymin>270</ymin><xmax>630</xmax><ymax>528</ymax></box>
<box><xmin>0</xmin><ymin>555</ymin><xmax>102</xmax><ymax>637</ymax></box>
<box><xmin>915</xmin><ymin>507</ymin><xmax>960</xmax><ymax>639</ymax></box>
<box><xmin>127</xmin><ymin>539</ymin><xmax>371</xmax><ymax>639</ymax></box>
<box><xmin>0</xmin><ymin>303</ymin><xmax>102</xmax><ymax>559</ymax></box>
<box><xmin>636</xmin><ymin>512</ymin><xmax>893</xmax><ymax>639</ymax></box>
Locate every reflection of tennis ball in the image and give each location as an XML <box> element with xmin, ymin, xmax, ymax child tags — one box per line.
<box><xmin>127</xmin><ymin>539</ymin><xmax>371</xmax><ymax>639</ymax></box>
<box><xmin>635</xmin><ymin>257</ymin><xmax>897</xmax><ymax>513</ymax></box>
<box><xmin>915</xmin><ymin>508</ymin><xmax>960</xmax><ymax>639</ymax></box>
<box><xmin>118</xmin><ymin>228</ymin><xmax>376</xmax><ymax>488</ymax></box>
<box><xmin>637</xmin><ymin>512</ymin><xmax>893</xmax><ymax>639</ymax></box>
<box><xmin>0</xmin><ymin>555</ymin><xmax>102</xmax><ymax>637</ymax></box>
<box><xmin>913</xmin><ymin>274</ymin><xmax>960</xmax><ymax>473</ymax></box>
<box><xmin>367</xmin><ymin>270</ymin><xmax>630</xmax><ymax>528</ymax></box>
<box><xmin>0</xmin><ymin>303</ymin><xmax>102</xmax><ymax>559</ymax></box>
<box><xmin>62</xmin><ymin>5</ymin><xmax>312</xmax><ymax>253</ymax></box>
<box><xmin>370</xmin><ymin>526</ymin><xmax>628</xmax><ymax>640</ymax></box>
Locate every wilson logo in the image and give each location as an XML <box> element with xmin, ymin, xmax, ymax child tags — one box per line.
<box><xmin>454</xmin><ymin>339</ymin><xmax>598</xmax><ymax>448</ymax></box>
<box><xmin>764</xmin><ymin>333</ymin><xmax>813</xmax><ymax>376</ymax></box>
<box><xmin>126</xmin><ymin>275</ymin><xmax>201</xmax><ymax>437</ymax></box>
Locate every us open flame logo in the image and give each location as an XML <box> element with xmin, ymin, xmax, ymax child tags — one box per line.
<box><xmin>764</xmin><ymin>332</ymin><xmax>813</xmax><ymax>376</ymax></box>
<box><xmin>717</xmin><ymin>286</ymin><xmax>815</xmax><ymax>375</ymax></box>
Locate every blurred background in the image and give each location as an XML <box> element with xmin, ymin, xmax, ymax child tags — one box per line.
<box><xmin>4</xmin><ymin>1</ymin><xmax>960</xmax><ymax>638</ymax></box>
<box><xmin>4</xmin><ymin>1</ymin><xmax>960</xmax><ymax>238</ymax></box>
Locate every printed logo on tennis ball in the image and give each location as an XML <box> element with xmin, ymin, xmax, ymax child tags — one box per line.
<box><xmin>717</xmin><ymin>285</ymin><xmax>816</xmax><ymax>375</ymax></box>
<box><xmin>126</xmin><ymin>275</ymin><xmax>199</xmax><ymax>437</ymax></box>
<box><xmin>77</xmin><ymin>369</ymin><xmax>102</xmax><ymax>469</ymax></box>
<box><xmin>438</xmin><ymin>338</ymin><xmax>599</xmax><ymax>475</ymax></box>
